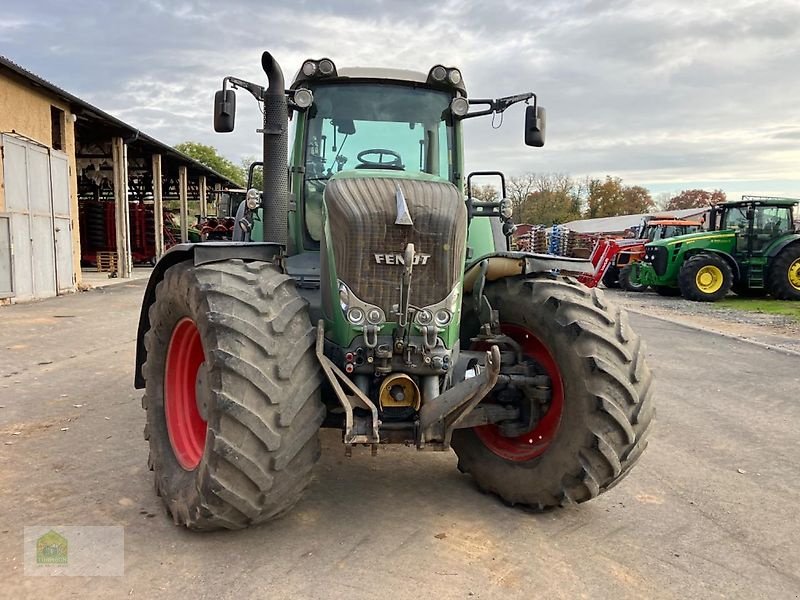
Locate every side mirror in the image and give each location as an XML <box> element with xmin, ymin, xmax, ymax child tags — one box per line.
<box><xmin>214</xmin><ymin>89</ymin><xmax>236</xmax><ymax>133</ymax></box>
<box><xmin>524</xmin><ymin>105</ymin><xmax>546</xmax><ymax>147</ymax></box>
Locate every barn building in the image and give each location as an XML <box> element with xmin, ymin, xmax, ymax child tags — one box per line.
<box><xmin>0</xmin><ymin>56</ymin><xmax>238</xmax><ymax>302</ymax></box>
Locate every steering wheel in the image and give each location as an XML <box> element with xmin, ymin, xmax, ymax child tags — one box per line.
<box><xmin>355</xmin><ymin>149</ymin><xmax>404</xmax><ymax>170</ymax></box>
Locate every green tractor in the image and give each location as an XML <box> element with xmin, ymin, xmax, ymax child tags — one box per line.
<box><xmin>133</xmin><ymin>52</ymin><xmax>654</xmax><ymax>530</ymax></box>
<box><xmin>634</xmin><ymin>197</ymin><xmax>800</xmax><ymax>301</ymax></box>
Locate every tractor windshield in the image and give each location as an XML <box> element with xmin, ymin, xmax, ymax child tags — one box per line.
<box><xmin>302</xmin><ymin>82</ymin><xmax>455</xmax><ymax>241</ymax></box>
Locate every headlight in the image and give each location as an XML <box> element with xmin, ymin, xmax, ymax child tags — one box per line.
<box><xmin>450</xmin><ymin>97</ymin><xmax>469</xmax><ymax>117</ymax></box>
<box><xmin>416</xmin><ymin>309</ymin><xmax>433</xmax><ymax>325</ymax></box>
<box><xmin>318</xmin><ymin>58</ymin><xmax>335</xmax><ymax>75</ymax></box>
<box><xmin>245</xmin><ymin>188</ymin><xmax>261</xmax><ymax>210</ymax></box>
<box><xmin>430</xmin><ymin>65</ymin><xmax>447</xmax><ymax>82</ymax></box>
<box><xmin>500</xmin><ymin>199</ymin><xmax>513</xmax><ymax>219</ymax></box>
<box><xmin>434</xmin><ymin>309</ymin><xmax>452</xmax><ymax>327</ymax></box>
<box><xmin>338</xmin><ymin>282</ymin><xmax>350</xmax><ymax>310</ymax></box>
<box><xmin>366</xmin><ymin>307</ymin><xmax>385</xmax><ymax>325</ymax></box>
<box><xmin>293</xmin><ymin>88</ymin><xmax>313</xmax><ymax>109</ymax></box>
<box><xmin>448</xmin><ymin>69</ymin><xmax>462</xmax><ymax>85</ymax></box>
<box><xmin>301</xmin><ymin>61</ymin><xmax>317</xmax><ymax>77</ymax></box>
<box><xmin>347</xmin><ymin>307</ymin><xmax>365</xmax><ymax>325</ymax></box>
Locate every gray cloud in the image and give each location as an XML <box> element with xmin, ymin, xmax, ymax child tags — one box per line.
<box><xmin>2</xmin><ymin>0</ymin><xmax>798</xmax><ymax>198</ymax></box>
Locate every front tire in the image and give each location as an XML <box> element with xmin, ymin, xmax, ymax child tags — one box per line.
<box><xmin>678</xmin><ymin>253</ymin><xmax>733</xmax><ymax>302</ymax></box>
<box><xmin>619</xmin><ymin>263</ymin><xmax>648</xmax><ymax>292</ymax></box>
<box><xmin>602</xmin><ymin>265</ymin><xmax>620</xmax><ymax>288</ymax></box>
<box><xmin>767</xmin><ymin>244</ymin><xmax>800</xmax><ymax>300</ymax></box>
<box><xmin>142</xmin><ymin>259</ymin><xmax>325</xmax><ymax>530</ymax></box>
<box><xmin>453</xmin><ymin>277</ymin><xmax>654</xmax><ymax>510</ymax></box>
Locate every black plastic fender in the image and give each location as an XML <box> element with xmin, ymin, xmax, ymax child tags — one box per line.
<box><xmin>683</xmin><ymin>248</ymin><xmax>741</xmax><ymax>282</ymax></box>
<box><xmin>133</xmin><ymin>242</ymin><xmax>282</xmax><ymax>388</ymax></box>
<box><xmin>767</xmin><ymin>234</ymin><xmax>800</xmax><ymax>259</ymax></box>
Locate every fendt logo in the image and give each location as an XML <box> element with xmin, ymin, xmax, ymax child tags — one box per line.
<box><xmin>374</xmin><ymin>253</ymin><xmax>431</xmax><ymax>265</ymax></box>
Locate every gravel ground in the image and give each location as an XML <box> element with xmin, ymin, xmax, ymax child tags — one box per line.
<box><xmin>607</xmin><ymin>288</ymin><xmax>800</xmax><ymax>354</ymax></box>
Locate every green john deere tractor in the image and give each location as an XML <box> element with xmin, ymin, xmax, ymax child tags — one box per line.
<box><xmin>634</xmin><ymin>197</ymin><xmax>800</xmax><ymax>301</ymax></box>
<box><xmin>133</xmin><ymin>52</ymin><xmax>654</xmax><ymax>530</ymax></box>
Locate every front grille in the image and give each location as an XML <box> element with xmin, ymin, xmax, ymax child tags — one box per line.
<box><xmin>323</xmin><ymin>176</ymin><xmax>467</xmax><ymax>315</ymax></box>
<box><xmin>651</xmin><ymin>246</ymin><xmax>668</xmax><ymax>276</ymax></box>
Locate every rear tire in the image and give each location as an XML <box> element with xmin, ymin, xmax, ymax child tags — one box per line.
<box><xmin>453</xmin><ymin>277</ymin><xmax>654</xmax><ymax>510</ymax></box>
<box><xmin>678</xmin><ymin>253</ymin><xmax>733</xmax><ymax>302</ymax></box>
<box><xmin>142</xmin><ymin>259</ymin><xmax>325</xmax><ymax>530</ymax></box>
<box><xmin>767</xmin><ymin>244</ymin><xmax>800</xmax><ymax>300</ymax></box>
<box><xmin>619</xmin><ymin>263</ymin><xmax>647</xmax><ymax>292</ymax></box>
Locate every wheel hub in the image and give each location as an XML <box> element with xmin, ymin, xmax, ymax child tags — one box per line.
<box><xmin>696</xmin><ymin>265</ymin><xmax>723</xmax><ymax>294</ymax></box>
<box><xmin>789</xmin><ymin>258</ymin><xmax>800</xmax><ymax>290</ymax></box>
<box><xmin>473</xmin><ymin>324</ymin><xmax>564</xmax><ymax>462</ymax></box>
<box><xmin>164</xmin><ymin>318</ymin><xmax>208</xmax><ymax>470</ymax></box>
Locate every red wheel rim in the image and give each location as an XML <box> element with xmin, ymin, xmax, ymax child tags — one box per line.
<box><xmin>164</xmin><ymin>317</ymin><xmax>207</xmax><ymax>470</ymax></box>
<box><xmin>474</xmin><ymin>324</ymin><xmax>564</xmax><ymax>461</ymax></box>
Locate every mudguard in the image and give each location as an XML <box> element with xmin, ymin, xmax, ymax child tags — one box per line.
<box><xmin>767</xmin><ymin>234</ymin><xmax>800</xmax><ymax>259</ymax></box>
<box><xmin>685</xmin><ymin>248</ymin><xmax>741</xmax><ymax>281</ymax></box>
<box><xmin>133</xmin><ymin>242</ymin><xmax>282</xmax><ymax>388</ymax></box>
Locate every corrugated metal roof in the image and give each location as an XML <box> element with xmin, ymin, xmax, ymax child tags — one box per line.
<box><xmin>562</xmin><ymin>208</ymin><xmax>708</xmax><ymax>233</ymax></box>
<box><xmin>0</xmin><ymin>54</ymin><xmax>239</xmax><ymax>187</ymax></box>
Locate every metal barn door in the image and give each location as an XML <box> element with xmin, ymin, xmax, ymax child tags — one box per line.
<box><xmin>50</xmin><ymin>151</ymin><xmax>74</xmax><ymax>292</ymax></box>
<box><xmin>1</xmin><ymin>135</ymin><xmax>67</xmax><ymax>300</ymax></box>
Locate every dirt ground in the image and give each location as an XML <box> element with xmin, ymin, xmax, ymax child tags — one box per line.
<box><xmin>1</xmin><ymin>281</ymin><xmax>799</xmax><ymax>599</ymax></box>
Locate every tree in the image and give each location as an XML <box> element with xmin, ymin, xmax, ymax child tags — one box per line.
<box><xmin>469</xmin><ymin>184</ymin><xmax>499</xmax><ymax>202</ymax></box>
<box><xmin>174</xmin><ymin>141</ymin><xmax>245</xmax><ymax>186</ymax></box>
<box><xmin>241</xmin><ymin>156</ymin><xmax>263</xmax><ymax>190</ymax></box>
<box><xmin>507</xmin><ymin>173</ymin><xmax>538</xmax><ymax>214</ymax></box>
<box><xmin>585</xmin><ymin>176</ymin><xmax>654</xmax><ymax>218</ymax></box>
<box><xmin>666</xmin><ymin>189</ymin><xmax>726</xmax><ymax>210</ymax></box>
<box><xmin>622</xmin><ymin>185</ymin><xmax>655</xmax><ymax>214</ymax></box>
<box><xmin>654</xmin><ymin>192</ymin><xmax>672</xmax><ymax>211</ymax></box>
<box><xmin>517</xmin><ymin>173</ymin><xmax>582</xmax><ymax>226</ymax></box>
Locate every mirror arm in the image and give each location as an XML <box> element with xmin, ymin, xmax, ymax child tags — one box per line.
<box><xmin>224</xmin><ymin>76</ymin><xmax>266</xmax><ymax>102</ymax></box>
<box><xmin>460</xmin><ymin>92</ymin><xmax>536</xmax><ymax>120</ymax></box>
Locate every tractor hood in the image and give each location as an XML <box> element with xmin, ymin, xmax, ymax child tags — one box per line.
<box><xmin>320</xmin><ymin>169</ymin><xmax>467</xmax><ymax>349</ymax></box>
<box><xmin>645</xmin><ymin>229</ymin><xmax>735</xmax><ymax>250</ymax></box>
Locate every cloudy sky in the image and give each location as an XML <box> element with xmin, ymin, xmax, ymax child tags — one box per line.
<box><xmin>2</xmin><ymin>0</ymin><xmax>799</xmax><ymax>199</ymax></box>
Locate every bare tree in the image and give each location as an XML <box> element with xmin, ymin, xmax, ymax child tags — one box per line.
<box><xmin>469</xmin><ymin>184</ymin><xmax>499</xmax><ymax>202</ymax></box>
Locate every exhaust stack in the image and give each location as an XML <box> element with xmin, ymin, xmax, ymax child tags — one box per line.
<box><xmin>260</xmin><ymin>52</ymin><xmax>288</xmax><ymax>247</ymax></box>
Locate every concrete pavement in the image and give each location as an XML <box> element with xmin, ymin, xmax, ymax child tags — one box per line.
<box><xmin>1</xmin><ymin>281</ymin><xmax>798</xmax><ymax>599</ymax></box>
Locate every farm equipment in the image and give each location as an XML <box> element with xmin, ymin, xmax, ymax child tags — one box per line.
<box><xmin>616</xmin><ymin>219</ymin><xmax>702</xmax><ymax>291</ymax></box>
<box><xmin>579</xmin><ymin>217</ymin><xmax>702</xmax><ymax>289</ymax></box>
<box><xmin>79</xmin><ymin>201</ymin><xmax>187</xmax><ymax>265</ymax></box>
<box><xmin>133</xmin><ymin>52</ymin><xmax>654</xmax><ymax>530</ymax></box>
<box><xmin>633</xmin><ymin>197</ymin><xmax>800</xmax><ymax>301</ymax></box>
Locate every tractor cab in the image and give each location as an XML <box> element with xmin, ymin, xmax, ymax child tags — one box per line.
<box><xmin>293</xmin><ymin>67</ymin><xmax>463</xmax><ymax>247</ymax></box>
<box><xmin>641</xmin><ymin>219</ymin><xmax>703</xmax><ymax>243</ymax></box>
<box><xmin>712</xmin><ymin>197</ymin><xmax>797</xmax><ymax>255</ymax></box>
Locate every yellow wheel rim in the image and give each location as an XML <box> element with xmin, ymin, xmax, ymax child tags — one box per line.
<box><xmin>789</xmin><ymin>258</ymin><xmax>800</xmax><ymax>291</ymax></box>
<box><xmin>696</xmin><ymin>265</ymin><xmax>724</xmax><ymax>294</ymax></box>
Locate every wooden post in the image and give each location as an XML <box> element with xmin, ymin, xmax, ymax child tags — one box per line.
<box><xmin>213</xmin><ymin>182</ymin><xmax>222</xmax><ymax>216</ymax></box>
<box><xmin>179</xmin><ymin>165</ymin><xmax>188</xmax><ymax>242</ymax></box>
<box><xmin>199</xmin><ymin>175</ymin><xmax>207</xmax><ymax>220</ymax></box>
<box><xmin>111</xmin><ymin>136</ymin><xmax>132</xmax><ymax>278</ymax></box>
<box><xmin>152</xmin><ymin>154</ymin><xmax>164</xmax><ymax>259</ymax></box>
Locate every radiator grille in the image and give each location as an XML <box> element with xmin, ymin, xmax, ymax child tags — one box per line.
<box><xmin>324</xmin><ymin>176</ymin><xmax>467</xmax><ymax>315</ymax></box>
